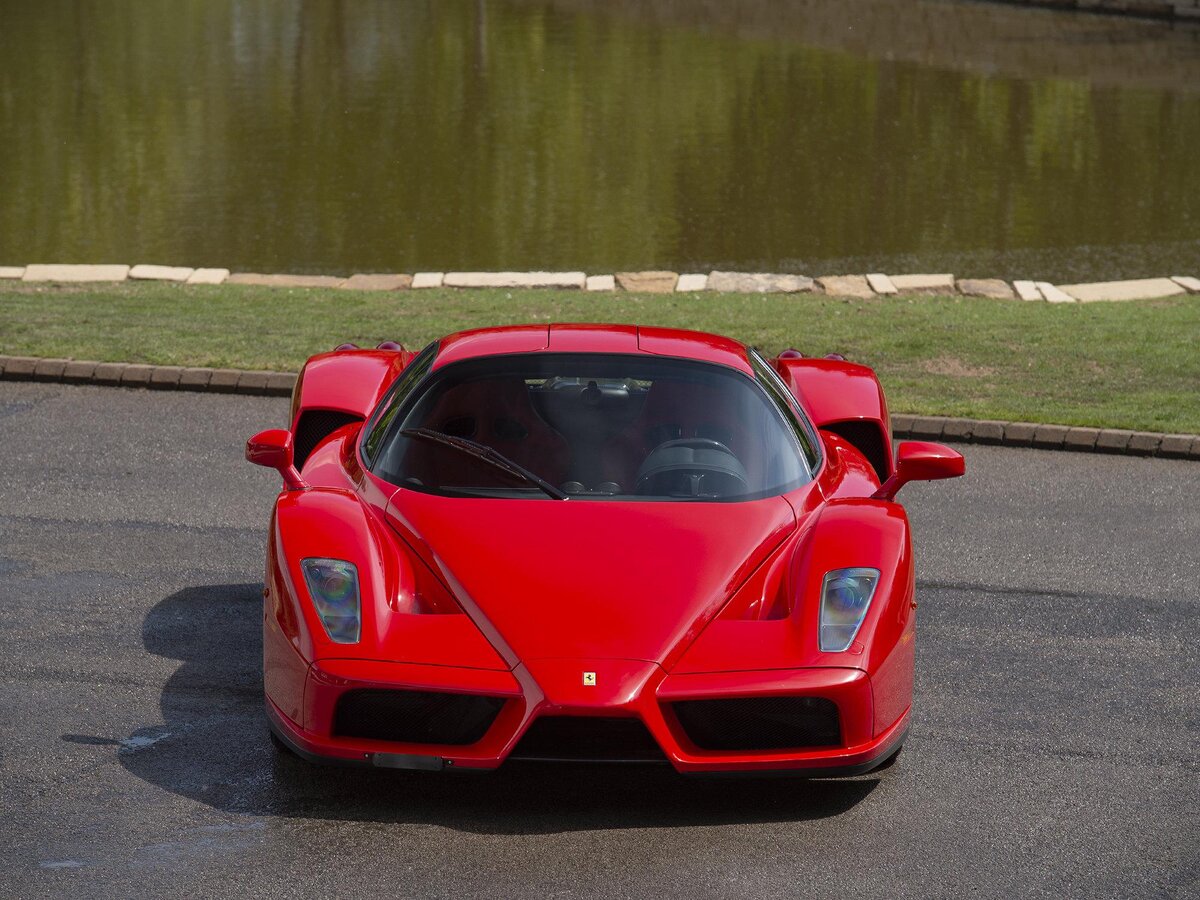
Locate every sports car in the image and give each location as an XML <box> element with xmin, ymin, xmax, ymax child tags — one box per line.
<box><xmin>247</xmin><ymin>324</ymin><xmax>963</xmax><ymax>775</ymax></box>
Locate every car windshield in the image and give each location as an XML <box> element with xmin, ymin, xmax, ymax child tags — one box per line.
<box><xmin>368</xmin><ymin>353</ymin><xmax>815</xmax><ymax>501</ymax></box>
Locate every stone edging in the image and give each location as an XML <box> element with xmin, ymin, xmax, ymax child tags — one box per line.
<box><xmin>2</xmin><ymin>264</ymin><xmax>1199</xmax><ymax>303</ymax></box>
<box><xmin>0</xmin><ymin>354</ymin><xmax>295</xmax><ymax>397</ymax></box>
<box><xmin>1000</xmin><ymin>0</ymin><xmax>1200</xmax><ymax>22</ymax></box>
<box><xmin>3</xmin><ymin>354</ymin><xmax>1197</xmax><ymax>461</ymax></box>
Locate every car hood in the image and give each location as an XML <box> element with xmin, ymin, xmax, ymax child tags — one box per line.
<box><xmin>385</xmin><ymin>490</ymin><xmax>799</xmax><ymax>667</ymax></box>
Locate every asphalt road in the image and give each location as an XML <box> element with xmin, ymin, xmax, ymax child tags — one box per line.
<box><xmin>1</xmin><ymin>382</ymin><xmax>1196</xmax><ymax>899</ymax></box>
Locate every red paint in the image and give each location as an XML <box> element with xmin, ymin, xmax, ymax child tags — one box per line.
<box><xmin>433</xmin><ymin>325</ymin><xmax>550</xmax><ymax>370</ymax></box>
<box><xmin>637</xmin><ymin>326</ymin><xmax>753</xmax><ymax>374</ymax></box>
<box><xmin>245</xmin><ymin>429</ymin><xmax>306</xmax><ymax>490</ymax></box>
<box><xmin>250</xmin><ymin>326</ymin><xmax>962</xmax><ymax>774</ymax></box>
<box><xmin>290</xmin><ymin>349</ymin><xmax>409</xmax><ymax>430</ymax></box>
<box><xmin>775</xmin><ymin>356</ymin><xmax>894</xmax><ymax>477</ymax></box>
<box><xmin>387</xmin><ymin>490</ymin><xmax>796</xmax><ymax>665</ymax></box>
<box><xmin>873</xmin><ymin>441</ymin><xmax>966</xmax><ymax>501</ymax></box>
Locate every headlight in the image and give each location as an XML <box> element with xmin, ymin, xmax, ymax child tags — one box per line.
<box><xmin>301</xmin><ymin>558</ymin><xmax>361</xmax><ymax>643</ymax></box>
<box><xmin>818</xmin><ymin>567</ymin><xmax>880</xmax><ymax>652</ymax></box>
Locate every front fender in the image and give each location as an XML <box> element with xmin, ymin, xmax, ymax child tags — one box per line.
<box><xmin>671</xmin><ymin>499</ymin><xmax>914</xmax><ymax>735</ymax></box>
<box><xmin>270</xmin><ymin>488</ymin><xmax>507</xmax><ymax>671</ymax></box>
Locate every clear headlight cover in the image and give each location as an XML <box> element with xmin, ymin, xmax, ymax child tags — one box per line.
<box><xmin>818</xmin><ymin>567</ymin><xmax>880</xmax><ymax>652</ymax></box>
<box><xmin>301</xmin><ymin>558</ymin><xmax>361</xmax><ymax>643</ymax></box>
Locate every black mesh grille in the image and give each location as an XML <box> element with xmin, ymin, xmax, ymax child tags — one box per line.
<box><xmin>509</xmin><ymin>717</ymin><xmax>667</xmax><ymax>762</ymax></box>
<box><xmin>294</xmin><ymin>409</ymin><xmax>362</xmax><ymax>469</ymax></box>
<box><xmin>333</xmin><ymin>689</ymin><xmax>504</xmax><ymax>746</ymax></box>
<box><xmin>824</xmin><ymin>419</ymin><xmax>890</xmax><ymax>483</ymax></box>
<box><xmin>672</xmin><ymin>697</ymin><xmax>841</xmax><ymax>751</ymax></box>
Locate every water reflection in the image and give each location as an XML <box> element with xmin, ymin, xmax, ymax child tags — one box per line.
<box><xmin>0</xmin><ymin>0</ymin><xmax>1197</xmax><ymax>280</ymax></box>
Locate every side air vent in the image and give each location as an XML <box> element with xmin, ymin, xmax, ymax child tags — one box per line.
<box><xmin>333</xmin><ymin>689</ymin><xmax>504</xmax><ymax>746</ymax></box>
<box><xmin>672</xmin><ymin>696</ymin><xmax>841</xmax><ymax>751</ymax></box>
<box><xmin>823</xmin><ymin>420</ymin><xmax>890</xmax><ymax>483</ymax></box>
<box><xmin>509</xmin><ymin>716</ymin><xmax>667</xmax><ymax>763</ymax></box>
<box><xmin>293</xmin><ymin>409</ymin><xmax>362</xmax><ymax>469</ymax></box>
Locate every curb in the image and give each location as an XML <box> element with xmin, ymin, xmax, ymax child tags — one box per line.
<box><xmin>0</xmin><ymin>354</ymin><xmax>295</xmax><ymax>397</ymax></box>
<box><xmin>888</xmin><ymin>414</ymin><xmax>1199</xmax><ymax>461</ymax></box>
<box><xmin>2</xmin><ymin>354</ymin><xmax>1197</xmax><ymax>461</ymax></box>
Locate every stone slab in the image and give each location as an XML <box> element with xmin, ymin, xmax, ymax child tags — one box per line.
<box><xmin>907</xmin><ymin>417</ymin><xmax>946</xmax><ymax>439</ymax></box>
<box><xmin>941</xmin><ymin>418</ymin><xmax>974</xmax><ymax>440</ymax></box>
<box><xmin>148</xmin><ymin>366</ymin><xmax>185</xmax><ymax>388</ymax></box>
<box><xmin>1060</xmin><ymin>278</ymin><xmax>1185</xmax><ymax>302</ymax></box>
<box><xmin>866</xmin><ymin>273</ymin><xmax>897</xmax><ymax>295</ymax></box>
<box><xmin>33</xmin><ymin>359</ymin><xmax>66</xmax><ymax>380</ymax></box>
<box><xmin>236</xmin><ymin>372</ymin><xmax>270</xmax><ymax>393</ymax></box>
<box><xmin>1063</xmin><ymin>427</ymin><xmax>1100</xmax><ymax>451</ymax></box>
<box><xmin>972</xmin><ymin>420</ymin><xmax>1006</xmax><ymax>444</ymax></box>
<box><xmin>1003</xmin><ymin>422</ymin><xmax>1037</xmax><ymax>446</ymax></box>
<box><xmin>706</xmin><ymin>272</ymin><xmax>813</xmax><ymax>294</ymax></box>
<box><xmin>957</xmin><ymin>278</ymin><xmax>1015</xmax><ymax>300</ymax></box>
<box><xmin>1035</xmin><ymin>282</ymin><xmax>1077</xmax><ymax>304</ymax></box>
<box><xmin>62</xmin><ymin>360</ymin><xmax>97</xmax><ymax>382</ymax></box>
<box><xmin>676</xmin><ymin>274</ymin><xmax>708</xmax><ymax>292</ymax></box>
<box><xmin>265</xmin><ymin>373</ymin><xmax>298</xmax><ymax>395</ymax></box>
<box><xmin>341</xmin><ymin>274</ymin><xmax>413</xmax><ymax>291</ymax></box>
<box><xmin>818</xmin><ymin>275</ymin><xmax>875</xmax><ymax>298</ymax></box>
<box><xmin>1032</xmin><ymin>424</ymin><xmax>1070</xmax><ymax>449</ymax></box>
<box><xmin>1095</xmin><ymin>429</ymin><xmax>1135</xmax><ymax>453</ymax></box>
<box><xmin>0</xmin><ymin>266</ymin><xmax>25</xmax><ymax>279</ymax></box>
<box><xmin>444</xmin><ymin>271</ymin><xmax>586</xmax><ymax>289</ymax></box>
<box><xmin>187</xmin><ymin>268</ymin><xmax>230</xmax><ymax>285</ymax></box>
<box><xmin>119</xmin><ymin>364</ymin><xmax>154</xmax><ymax>386</ymax></box>
<box><xmin>889</xmin><ymin>274</ymin><xmax>955</xmax><ymax>294</ymax></box>
<box><xmin>890</xmin><ymin>414</ymin><xmax>914</xmax><ymax>434</ymax></box>
<box><xmin>23</xmin><ymin>264</ymin><xmax>130</xmax><ymax>283</ymax></box>
<box><xmin>616</xmin><ymin>271</ymin><xmax>679</xmax><ymax>293</ymax></box>
<box><xmin>91</xmin><ymin>363</ymin><xmax>125</xmax><ymax>386</ymax></box>
<box><xmin>585</xmin><ymin>275</ymin><xmax>615</xmax><ymax>292</ymax></box>
<box><xmin>1013</xmin><ymin>280</ymin><xmax>1042</xmax><ymax>301</ymax></box>
<box><xmin>1158</xmin><ymin>434</ymin><xmax>1195</xmax><ymax>459</ymax></box>
<box><xmin>1170</xmin><ymin>276</ymin><xmax>1200</xmax><ymax>293</ymax></box>
<box><xmin>179</xmin><ymin>368</ymin><xmax>213</xmax><ymax>389</ymax></box>
<box><xmin>1127</xmin><ymin>432</ymin><xmax>1162</xmax><ymax>455</ymax></box>
<box><xmin>207</xmin><ymin>369</ymin><xmax>243</xmax><ymax>393</ymax></box>
<box><xmin>411</xmin><ymin>272</ymin><xmax>444</xmax><ymax>289</ymax></box>
<box><xmin>226</xmin><ymin>273</ymin><xmax>345</xmax><ymax>289</ymax></box>
<box><xmin>0</xmin><ymin>356</ymin><xmax>38</xmax><ymax>377</ymax></box>
<box><xmin>130</xmin><ymin>264</ymin><xmax>194</xmax><ymax>282</ymax></box>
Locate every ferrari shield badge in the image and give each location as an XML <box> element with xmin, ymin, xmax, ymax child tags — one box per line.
<box><xmin>582</xmin><ymin>671</ymin><xmax>597</xmax><ymax>686</ymax></box>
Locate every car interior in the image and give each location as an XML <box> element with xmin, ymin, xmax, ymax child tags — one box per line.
<box><xmin>386</xmin><ymin>358</ymin><xmax>806</xmax><ymax>500</ymax></box>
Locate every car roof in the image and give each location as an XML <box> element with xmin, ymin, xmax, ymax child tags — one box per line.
<box><xmin>432</xmin><ymin>324</ymin><xmax>754</xmax><ymax>375</ymax></box>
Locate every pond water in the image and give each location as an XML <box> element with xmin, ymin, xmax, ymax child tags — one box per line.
<box><xmin>1</xmin><ymin>0</ymin><xmax>1198</xmax><ymax>281</ymax></box>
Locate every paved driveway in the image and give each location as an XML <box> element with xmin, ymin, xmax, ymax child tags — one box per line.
<box><xmin>0</xmin><ymin>382</ymin><xmax>1196</xmax><ymax>898</ymax></box>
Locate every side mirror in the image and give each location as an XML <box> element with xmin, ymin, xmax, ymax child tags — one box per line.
<box><xmin>246</xmin><ymin>429</ymin><xmax>307</xmax><ymax>491</ymax></box>
<box><xmin>871</xmin><ymin>441</ymin><xmax>964</xmax><ymax>502</ymax></box>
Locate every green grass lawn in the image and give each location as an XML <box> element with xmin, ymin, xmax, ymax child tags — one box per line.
<box><xmin>1</xmin><ymin>282</ymin><xmax>1198</xmax><ymax>433</ymax></box>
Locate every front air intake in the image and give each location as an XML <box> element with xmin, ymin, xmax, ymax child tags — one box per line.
<box><xmin>509</xmin><ymin>716</ymin><xmax>668</xmax><ymax>763</ymax></box>
<box><xmin>293</xmin><ymin>409</ymin><xmax>361</xmax><ymax>469</ymax></box>
<box><xmin>333</xmin><ymin>689</ymin><xmax>504</xmax><ymax>745</ymax></box>
<box><xmin>672</xmin><ymin>696</ymin><xmax>841</xmax><ymax>751</ymax></box>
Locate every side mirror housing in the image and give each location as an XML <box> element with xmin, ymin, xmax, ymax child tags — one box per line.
<box><xmin>871</xmin><ymin>441</ymin><xmax>964</xmax><ymax>501</ymax></box>
<box><xmin>246</xmin><ymin>429</ymin><xmax>307</xmax><ymax>491</ymax></box>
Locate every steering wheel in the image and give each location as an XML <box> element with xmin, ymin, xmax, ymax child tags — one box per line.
<box><xmin>634</xmin><ymin>438</ymin><xmax>750</xmax><ymax>498</ymax></box>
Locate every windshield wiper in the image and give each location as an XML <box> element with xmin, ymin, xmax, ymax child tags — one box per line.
<box><xmin>400</xmin><ymin>428</ymin><xmax>568</xmax><ymax>500</ymax></box>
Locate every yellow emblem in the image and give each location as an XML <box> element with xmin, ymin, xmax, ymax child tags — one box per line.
<box><xmin>582</xmin><ymin>671</ymin><xmax>597</xmax><ymax>686</ymax></box>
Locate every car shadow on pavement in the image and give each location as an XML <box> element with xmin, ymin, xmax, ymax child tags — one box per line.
<box><xmin>102</xmin><ymin>584</ymin><xmax>880</xmax><ymax>834</ymax></box>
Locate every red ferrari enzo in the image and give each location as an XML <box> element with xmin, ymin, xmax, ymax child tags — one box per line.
<box><xmin>247</xmin><ymin>325</ymin><xmax>963</xmax><ymax>775</ymax></box>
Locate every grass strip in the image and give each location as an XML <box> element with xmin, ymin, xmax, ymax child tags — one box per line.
<box><xmin>1</xmin><ymin>283</ymin><xmax>1197</xmax><ymax>433</ymax></box>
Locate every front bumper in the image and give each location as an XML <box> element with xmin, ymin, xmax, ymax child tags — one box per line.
<box><xmin>265</xmin><ymin>653</ymin><xmax>909</xmax><ymax>776</ymax></box>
